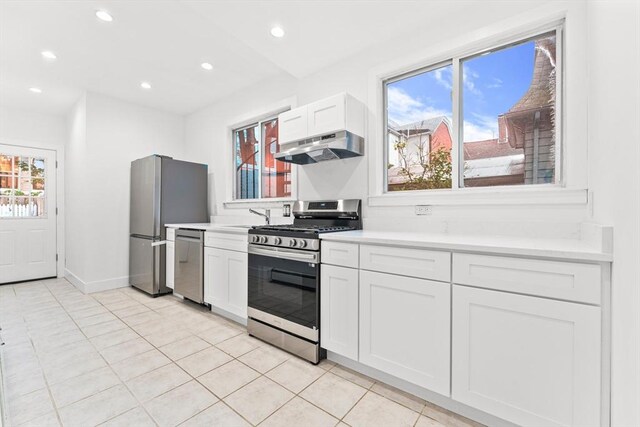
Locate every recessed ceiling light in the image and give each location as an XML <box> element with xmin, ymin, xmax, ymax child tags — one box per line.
<box><xmin>41</xmin><ymin>51</ymin><xmax>57</xmax><ymax>60</ymax></box>
<box><xmin>270</xmin><ymin>26</ymin><xmax>285</xmax><ymax>38</ymax></box>
<box><xmin>140</xmin><ymin>81</ymin><xmax>152</xmax><ymax>90</ymax></box>
<box><xmin>201</xmin><ymin>62</ymin><xmax>213</xmax><ymax>71</ymax></box>
<box><xmin>29</xmin><ymin>87</ymin><xmax>42</xmax><ymax>94</ymax></box>
<box><xmin>96</xmin><ymin>10</ymin><xmax>113</xmax><ymax>22</ymax></box>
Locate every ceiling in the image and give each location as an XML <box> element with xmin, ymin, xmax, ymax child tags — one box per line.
<box><xmin>0</xmin><ymin>1</ymin><xmax>500</xmax><ymax>116</ymax></box>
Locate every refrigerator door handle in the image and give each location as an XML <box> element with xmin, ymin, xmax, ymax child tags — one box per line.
<box><xmin>151</xmin><ymin>240</ymin><xmax>167</xmax><ymax>247</ymax></box>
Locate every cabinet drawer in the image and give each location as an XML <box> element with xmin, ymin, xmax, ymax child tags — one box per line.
<box><xmin>322</xmin><ymin>241</ymin><xmax>358</xmax><ymax>268</ymax></box>
<box><xmin>453</xmin><ymin>253</ymin><xmax>602</xmax><ymax>304</ymax></box>
<box><xmin>360</xmin><ymin>245</ymin><xmax>451</xmax><ymax>282</ymax></box>
<box><xmin>204</xmin><ymin>232</ymin><xmax>247</xmax><ymax>252</ymax></box>
<box><xmin>166</xmin><ymin>228</ymin><xmax>176</xmax><ymax>241</ymax></box>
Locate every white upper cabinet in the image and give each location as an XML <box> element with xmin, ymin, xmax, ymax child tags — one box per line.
<box><xmin>278</xmin><ymin>93</ymin><xmax>365</xmax><ymax>145</ymax></box>
<box><xmin>278</xmin><ymin>106</ymin><xmax>308</xmax><ymax>145</ymax></box>
<box><xmin>452</xmin><ymin>285</ymin><xmax>601</xmax><ymax>427</ymax></box>
<box><xmin>307</xmin><ymin>94</ymin><xmax>347</xmax><ymax>137</ymax></box>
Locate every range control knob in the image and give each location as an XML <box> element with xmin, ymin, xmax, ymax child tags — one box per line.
<box><xmin>299</xmin><ymin>240</ymin><xmax>307</xmax><ymax>248</ymax></box>
<box><xmin>251</xmin><ymin>235</ymin><xmax>258</xmax><ymax>243</ymax></box>
<box><xmin>289</xmin><ymin>239</ymin><xmax>297</xmax><ymax>247</ymax></box>
<box><xmin>273</xmin><ymin>237</ymin><xmax>282</xmax><ymax>245</ymax></box>
<box><xmin>261</xmin><ymin>236</ymin><xmax>269</xmax><ymax>244</ymax></box>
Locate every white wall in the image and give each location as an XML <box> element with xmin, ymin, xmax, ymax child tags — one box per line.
<box><xmin>183</xmin><ymin>0</ymin><xmax>640</xmax><ymax>424</ymax></box>
<box><xmin>587</xmin><ymin>1</ymin><xmax>640</xmax><ymax>426</ymax></box>
<box><xmin>0</xmin><ymin>105</ymin><xmax>67</xmax><ymax>278</ymax></box>
<box><xmin>0</xmin><ymin>105</ymin><xmax>67</xmax><ymax>148</ymax></box>
<box><xmin>65</xmin><ymin>92</ymin><xmax>185</xmax><ymax>292</ymax></box>
<box><xmin>184</xmin><ymin>0</ymin><xmax>591</xmax><ymax>237</ymax></box>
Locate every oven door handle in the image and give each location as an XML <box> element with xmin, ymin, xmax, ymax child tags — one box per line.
<box><xmin>249</xmin><ymin>245</ymin><xmax>319</xmax><ymax>263</ymax></box>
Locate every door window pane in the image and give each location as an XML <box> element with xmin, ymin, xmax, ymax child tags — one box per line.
<box><xmin>235</xmin><ymin>124</ymin><xmax>261</xmax><ymax>199</ymax></box>
<box><xmin>462</xmin><ymin>31</ymin><xmax>557</xmax><ymax>187</ymax></box>
<box><xmin>261</xmin><ymin>119</ymin><xmax>291</xmax><ymax>198</ymax></box>
<box><xmin>0</xmin><ymin>152</ymin><xmax>46</xmax><ymax>218</ymax></box>
<box><xmin>385</xmin><ymin>64</ymin><xmax>453</xmax><ymax>191</ymax></box>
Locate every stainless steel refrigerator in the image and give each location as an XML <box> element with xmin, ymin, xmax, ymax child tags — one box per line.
<box><xmin>129</xmin><ymin>155</ymin><xmax>208</xmax><ymax>296</ymax></box>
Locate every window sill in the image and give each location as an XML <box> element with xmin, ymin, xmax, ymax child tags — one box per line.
<box><xmin>368</xmin><ymin>187</ymin><xmax>588</xmax><ymax>207</ymax></box>
<box><xmin>223</xmin><ymin>198</ymin><xmax>297</xmax><ymax>209</ymax></box>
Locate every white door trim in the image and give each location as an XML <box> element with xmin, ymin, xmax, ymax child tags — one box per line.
<box><xmin>0</xmin><ymin>138</ymin><xmax>65</xmax><ymax>280</ymax></box>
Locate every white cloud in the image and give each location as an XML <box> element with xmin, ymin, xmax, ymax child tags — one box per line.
<box><xmin>387</xmin><ymin>86</ymin><xmax>450</xmax><ymax>126</ymax></box>
<box><xmin>463</xmin><ymin>120</ymin><xmax>496</xmax><ymax>142</ymax></box>
<box><xmin>433</xmin><ymin>68</ymin><xmax>452</xmax><ymax>90</ymax></box>
<box><xmin>486</xmin><ymin>77</ymin><xmax>503</xmax><ymax>89</ymax></box>
<box><xmin>462</xmin><ymin>66</ymin><xmax>482</xmax><ymax>96</ymax></box>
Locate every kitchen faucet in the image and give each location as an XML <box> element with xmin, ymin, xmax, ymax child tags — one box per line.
<box><xmin>249</xmin><ymin>208</ymin><xmax>271</xmax><ymax>225</ymax></box>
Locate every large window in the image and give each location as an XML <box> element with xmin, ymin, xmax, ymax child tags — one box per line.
<box><xmin>384</xmin><ymin>28</ymin><xmax>560</xmax><ymax>192</ymax></box>
<box><xmin>0</xmin><ymin>154</ymin><xmax>47</xmax><ymax>218</ymax></box>
<box><xmin>234</xmin><ymin>116</ymin><xmax>291</xmax><ymax>200</ymax></box>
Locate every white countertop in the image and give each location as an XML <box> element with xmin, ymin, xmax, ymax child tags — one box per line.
<box><xmin>165</xmin><ymin>223</ymin><xmax>251</xmax><ymax>234</ymax></box>
<box><xmin>320</xmin><ymin>230</ymin><xmax>613</xmax><ymax>262</ymax></box>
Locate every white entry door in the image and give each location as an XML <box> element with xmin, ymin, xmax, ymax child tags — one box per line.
<box><xmin>0</xmin><ymin>145</ymin><xmax>57</xmax><ymax>283</ymax></box>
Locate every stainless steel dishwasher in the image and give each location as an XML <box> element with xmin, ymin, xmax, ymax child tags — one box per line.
<box><xmin>174</xmin><ymin>229</ymin><xmax>204</xmax><ymax>304</ymax></box>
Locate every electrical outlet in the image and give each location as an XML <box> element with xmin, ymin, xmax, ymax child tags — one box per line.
<box><xmin>415</xmin><ymin>205</ymin><xmax>432</xmax><ymax>216</ymax></box>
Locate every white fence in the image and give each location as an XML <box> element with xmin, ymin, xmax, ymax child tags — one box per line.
<box><xmin>0</xmin><ymin>198</ymin><xmax>45</xmax><ymax>218</ymax></box>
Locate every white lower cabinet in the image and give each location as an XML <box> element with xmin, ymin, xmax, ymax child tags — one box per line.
<box><xmin>320</xmin><ymin>264</ymin><xmax>359</xmax><ymax>360</ymax></box>
<box><xmin>359</xmin><ymin>270</ymin><xmax>451</xmax><ymax>395</ymax></box>
<box><xmin>452</xmin><ymin>285</ymin><xmax>601</xmax><ymax>427</ymax></box>
<box><xmin>204</xmin><ymin>247</ymin><xmax>248</xmax><ymax>319</ymax></box>
<box><xmin>166</xmin><ymin>241</ymin><xmax>175</xmax><ymax>289</ymax></box>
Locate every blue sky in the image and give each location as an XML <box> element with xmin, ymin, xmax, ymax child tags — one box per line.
<box><xmin>387</xmin><ymin>39</ymin><xmax>539</xmax><ymax>142</ymax></box>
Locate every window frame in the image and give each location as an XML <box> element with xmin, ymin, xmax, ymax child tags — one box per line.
<box><xmin>370</xmin><ymin>18</ymin><xmax>585</xmax><ymax>206</ymax></box>
<box><xmin>227</xmin><ymin>103</ymin><xmax>297</xmax><ymax>206</ymax></box>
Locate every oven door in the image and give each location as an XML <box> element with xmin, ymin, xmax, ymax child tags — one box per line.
<box><xmin>248</xmin><ymin>244</ymin><xmax>320</xmax><ymax>341</ymax></box>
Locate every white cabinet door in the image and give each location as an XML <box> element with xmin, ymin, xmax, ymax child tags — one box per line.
<box><xmin>321</xmin><ymin>265</ymin><xmax>359</xmax><ymax>360</ymax></box>
<box><xmin>226</xmin><ymin>249</ymin><xmax>248</xmax><ymax>319</ymax></box>
<box><xmin>204</xmin><ymin>247</ymin><xmax>247</xmax><ymax>319</ymax></box>
<box><xmin>452</xmin><ymin>285</ymin><xmax>601</xmax><ymax>427</ymax></box>
<box><xmin>359</xmin><ymin>270</ymin><xmax>450</xmax><ymax>395</ymax></box>
<box><xmin>278</xmin><ymin>106</ymin><xmax>308</xmax><ymax>144</ymax></box>
<box><xmin>204</xmin><ymin>247</ymin><xmax>224</xmax><ymax>305</ymax></box>
<box><xmin>307</xmin><ymin>94</ymin><xmax>346</xmax><ymax>137</ymax></box>
<box><xmin>166</xmin><ymin>241</ymin><xmax>175</xmax><ymax>289</ymax></box>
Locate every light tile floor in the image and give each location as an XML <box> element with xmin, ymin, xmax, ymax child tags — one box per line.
<box><xmin>0</xmin><ymin>278</ymin><xmax>483</xmax><ymax>427</ymax></box>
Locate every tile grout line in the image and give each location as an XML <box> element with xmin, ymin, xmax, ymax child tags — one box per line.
<box><xmin>53</xmin><ymin>285</ymin><xmax>160</xmax><ymax>426</ymax></box>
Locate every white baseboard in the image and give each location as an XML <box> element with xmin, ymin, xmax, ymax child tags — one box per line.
<box><xmin>64</xmin><ymin>269</ymin><xmax>129</xmax><ymax>294</ymax></box>
<box><xmin>327</xmin><ymin>352</ymin><xmax>517</xmax><ymax>427</ymax></box>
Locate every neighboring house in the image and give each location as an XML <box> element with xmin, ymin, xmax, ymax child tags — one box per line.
<box><xmin>387</xmin><ymin>116</ymin><xmax>452</xmax><ymax>186</ymax></box>
<box><xmin>497</xmin><ymin>36</ymin><xmax>557</xmax><ymax>184</ymax></box>
<box><xmin>463</xmin><ymin>138</ymin><xmax>525</xmax><ymax>187</ymax></box>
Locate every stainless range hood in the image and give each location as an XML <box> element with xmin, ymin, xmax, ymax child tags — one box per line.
<box><xmin>274</xmin><ymin>131</ymin><xmax>364</xmax><ymax>165</ymax></box>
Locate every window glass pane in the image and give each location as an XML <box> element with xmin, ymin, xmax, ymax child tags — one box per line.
<box><xmin>386</xmin><ymin>64</ymin><xmax>453</xmax><ymax>191</ymax></box>
<box><xmin>462</xmin><ymin>31</ymin><xmax>557</xmax><ymax>187</ymax></box>
<box><xmin>261</xmin><ymin>119</ymin><xmax>291</xmax><ymax>198</ymax></box>
<box><xmin>0</xmin><ymin>155</ymin><xmax>12</xmax><ymax>173</ymax></box>
<box><xmin>0</xmin><ymin>196</ymin><xmax>13</xmax><ymax>217</ymax></box>
<box><xmin>0</xmin><ymin>176</ymin><xmax>16</xmax><ymax>191</ymax></box>
<box><xmin>31</xmin><ymin>158</ymin><xmax>45</xmax><ymax>177</ymax></box>
<box><xmin>235</xmin><ymin>124</ymin><xmax>261</xmax><ymax>199</ymax></box>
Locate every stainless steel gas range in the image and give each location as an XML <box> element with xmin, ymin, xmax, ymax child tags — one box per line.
<box><xmin>246</xmin><ymin>199</ymin><xmax>362</xmax><ymax>364</ymax></box>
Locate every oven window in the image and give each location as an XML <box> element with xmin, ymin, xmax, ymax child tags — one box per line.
<box><xmin>248</xmin><ymin>254</ymin><xmax>319</xmax><ymax>330</ymax></box>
